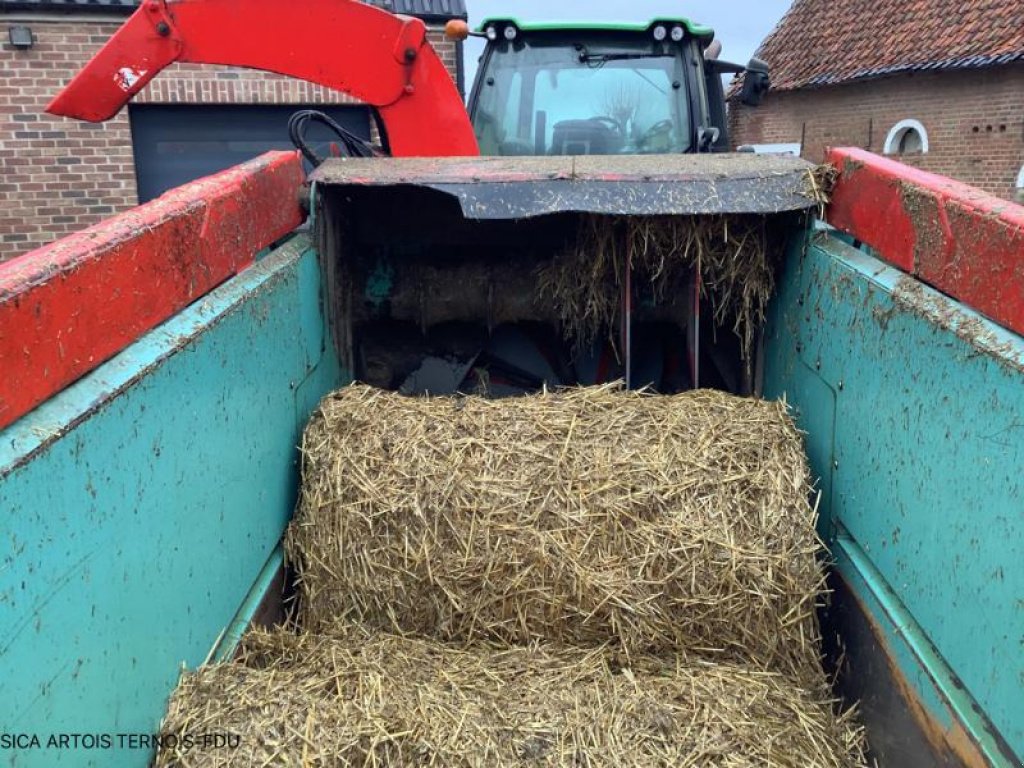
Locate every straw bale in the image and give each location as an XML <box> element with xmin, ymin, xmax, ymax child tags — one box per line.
<box><xmin>155</xmin><ymin>625</ymin><xmax>867</xmax><ymax>768</ymax></box>
<box><xmin>287</xmin><ymin>383</ymin><xmax>825</xmax><ymax>682</ymax></box>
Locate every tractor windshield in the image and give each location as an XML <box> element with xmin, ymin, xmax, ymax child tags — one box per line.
<box><xmin>472</xmin><ymin>35</ymin><xmax>691</xmax><ymax>156</ymax></box>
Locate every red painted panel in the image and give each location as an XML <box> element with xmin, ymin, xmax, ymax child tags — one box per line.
<box><xmin>47</xmin><ymin>0</ymin><xmax>478</xmax><ymax>157</ymax></box>
<box><xmin>826</xmin><ymin>147</ymin><xmax>1024</xmax><ymax>336</ymax></box>
<box><xmin>0</xmin><ymin>150</ymin><xmax>305</xmax><ymax>430</ymax></box>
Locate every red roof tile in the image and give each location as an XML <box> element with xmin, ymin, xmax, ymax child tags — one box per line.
<box><xmin>753</xmin><ymin>0</ymin><xmax>1024</xmax><ymax>91</ymax></box>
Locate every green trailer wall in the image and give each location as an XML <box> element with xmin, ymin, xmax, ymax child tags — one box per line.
<box><xmin>0</xmin><ymin>235</ymin><xmax>344</xmax><ymax>767</ymax></box>
<box><xmin>764</xmin><ymin>231</ymin><xmax>1024</xmax><ymax>767</ymax></box>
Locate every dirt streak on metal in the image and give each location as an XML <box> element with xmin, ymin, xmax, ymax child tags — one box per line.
<box><xmin>310</xmin><ymin>153</ymin><xmax>817</xmax><ymax>186</ymax></box>
<box><xmin>891</xmin><ymin>276</ymin><xmax>1024</xmax><ymax>375</ymax></box>
<box><xmin>899</xmin><ymin>184</ymin><xmax>945</xmax><ymax>271</ymax></box>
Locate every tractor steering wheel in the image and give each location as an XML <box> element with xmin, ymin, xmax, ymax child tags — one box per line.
<box><xmin>642</xmin><ymin>119</ymin><xmax>674</xmax><ymax>141</ymax></box>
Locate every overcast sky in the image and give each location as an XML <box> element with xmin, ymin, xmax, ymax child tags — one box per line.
<box><xmin>463</xmin><ymin>0</ymin><xmax>793</xmax><ymax>88</ymax></box>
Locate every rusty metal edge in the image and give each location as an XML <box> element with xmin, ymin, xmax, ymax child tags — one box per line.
<box><xmin>832</xmin><ymin>530</ymin><xmax>1020</xmax><ymax>768</ymax></box>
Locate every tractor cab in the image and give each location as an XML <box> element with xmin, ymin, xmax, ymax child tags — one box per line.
<box><xmin>467</xmin><ymin>18</ymin><xmax>769</xmax><ymax>156</ymax></box>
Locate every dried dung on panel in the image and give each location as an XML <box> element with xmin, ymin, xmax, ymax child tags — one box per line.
<box><xmin>287</xmin><ymin>383</ymin><xmax>825</xmax><ymax>683</ymax></box>
<box><xmin>155</xmin><ymin>625</ymin><xmax>867</xmax><ymax>768</ymax></box>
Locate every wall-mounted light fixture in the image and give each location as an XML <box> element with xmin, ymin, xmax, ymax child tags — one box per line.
<box><xmin>8</xmin><ymin>26</ymin><xmax>35</xmax><ymax>50</ymax></box>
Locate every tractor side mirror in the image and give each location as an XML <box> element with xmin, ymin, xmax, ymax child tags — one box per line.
<box><xmin>741</xmin><ymin>58</ymin><xmax>770</xmax><ymax>107</ymax></box>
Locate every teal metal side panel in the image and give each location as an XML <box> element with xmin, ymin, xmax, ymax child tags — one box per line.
<box><xmin>0</xmin><ymin>235</ymin><xmax>344</xmax><ymax>768</ymax></box>
<box><xmin>764</xmin><ymin>233</ymin><xmax>1024</xmax><ymax>765</ymax></box>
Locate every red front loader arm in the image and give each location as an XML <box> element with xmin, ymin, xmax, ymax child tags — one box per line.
<box><xmin>46</xmin><ymin>0</ymin><xmax>479</xmax><ymax>157</ymax></box>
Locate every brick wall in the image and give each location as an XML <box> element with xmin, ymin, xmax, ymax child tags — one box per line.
<box><xmin>0</xmin><ymin>18</ymin><xmax>459</xmax><ymax>260</ymax></box>
<box><xmin>730</xmin><ymin>63</ymin><xmax>1024</xmax><ymax>202</ymax></box>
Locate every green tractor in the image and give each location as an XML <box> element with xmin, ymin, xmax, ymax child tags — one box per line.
<box><xmin>464</xmin><ymin>18</ymin><xmax>770</xmax><ymax>156</ymax></box>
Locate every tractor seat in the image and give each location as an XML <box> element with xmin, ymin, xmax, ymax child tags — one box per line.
<box><xmin>550</xmin><ymin>119</ymin><xmax>622</xmax><ymax>155</ymax></box>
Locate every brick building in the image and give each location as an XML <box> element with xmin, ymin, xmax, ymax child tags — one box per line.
<box><xmin>730</xmin><ymin>0</ymin><xmax>1024</xmax><ymax>202</ymax></box>
<box><xmin>0</xmin><ymin>0</ymin><xmax>466</xmax><ymax>259</ymax></box>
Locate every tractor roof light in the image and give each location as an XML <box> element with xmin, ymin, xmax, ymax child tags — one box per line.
<box><xmin>485</xmin><ymin>24</ymin><xmax>499</xmax><ymax>41</ymax></box>
<box><xmin>670</xmin><ymin>25</ymin><xmax>685</xmax><ymax>42</ymax></box>
<box><xmin>503</xmin><ymin>24</ymin><xmax>518</xmax><ymax>41</ymax></box>
<box><xmin>652</xmin><ymin>25</ymin><xmax>667</xmax><ymax>42</ymax></box>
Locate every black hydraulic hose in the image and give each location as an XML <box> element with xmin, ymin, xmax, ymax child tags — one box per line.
<box><xmin>287</xmin><ymin>109</ymin><xmax>381</xmax><ymax>166</ymax></box>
